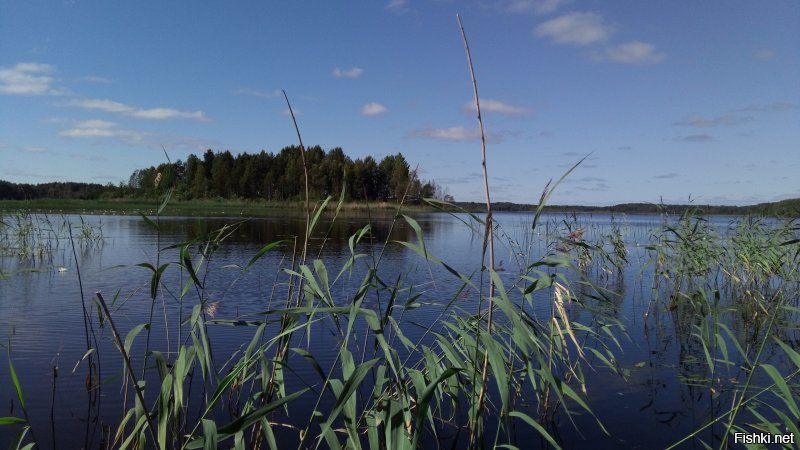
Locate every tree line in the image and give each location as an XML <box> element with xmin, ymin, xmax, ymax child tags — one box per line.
<box><xmin>0</xmin><ymin>180</ymin><xmax>107</xmax><ymax>201</ymax></box>
<box><xmin>128</xmin><ymin>146</ymin><xmax>450</xmax><ymax>202</ymax></box>
<box><xmin>1</xmin><ymin>146</ymin><xmax>452</xmax><ymax>203</ymax></box>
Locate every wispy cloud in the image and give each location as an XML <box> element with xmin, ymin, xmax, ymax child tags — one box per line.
<box><xmin>59</xmin><ymin>119</ymin><xmax>117</xmax><ymax>138</ymax></box>
<box><xmin>58</xmin><ymin>119</ymin><xmax>147</xmax><ymax>142</ymax></box>
<box><xmin>385</xmin><ymin>0</ymin><xmax>408</xmax><ymax>13</ymax></box>
<box><xmin>535</xmin><ymin>12</ymin><xmax>613</xmax><ymax>46</ymax></box>
<box><xmin>593</xmin><ymin>41</ymin><xmax>665</xmax><ymax>64</ymax></box>
<box><xmin>674</xmin><ymin>114</ymin><xmax>751</xmax><ymax>128</ymax></box>
<box><xmin>506</xmin><ymin>0</ymin><xmax>569</xmax><ymax>15</ymax></box>
<box><xmin>463</xmin><ymin>99</ymin><xmax>529</xmax><ymax>115</ymax></box>
<box><xmin>752</xmin><ymin>48</ymin><xmax>776</xmax><ymax>60</ymax></box>
<box><xmin>0</xmin><ymin>143</ymin><xmax>49</xmax><ymax>154</ymax></box>
<box><xmin>361</xmin><ymin>102</ymin><xmax>388</xmax><ymax>116</ymax></box>
<box><xmin>281</xmin><ymin>108</ymin><xmax>302</xmax><ymax>116</ymax></box>
<box><xmin>75</xmin><ymin>75</ymin><xmax>112</xmax><ymax>84</ymax></box>
<box><xmin>411</xmin><ymin>126</ymin><xmax>505</xmax><ymax>142</ymax></box>
<box><xmin>68</xmin><ymin>153</ymin><xmax>106</xmax><ymax>162</ymax></box>
<box><xmin>332</xmin><ymin>67</ymin><xmax>364</xmax><ymax>78</ymax></box>
<box><xmin>734</xmin><ymin>101</ymin><xmax>800</xmax><ymax>113</ymax></box>
<box><xmin>0</xmin><ymin>62</ymin><xmax>65</xmax><ymax>95</ymax></box>
<box><xmin>130</xmin><ymin>108</ymin><xmax>207</xmax><ymax>121</ymax></box>
<box><xmin>412</xmin><ymin>126</ymin><xmax>482</xmax><ymax>141</ymax></box>
<box><xmin>678</xmin><ymin>134</ymin><xmax>715</xmax><ymax>143</ymax></box>
<box><xmin>654</xmin><ymin>173</ymin><xmax>679</xmax><ymax>179</ymax></box>
<box><xmin>233</xmin><ymin>88</ymin><xmax>281</xmax><ymax>98</ymax></box>
<box><xmin>61</xmin><ymin>98</ymin><xmax>208</xmax><ymax>121</ymax></box>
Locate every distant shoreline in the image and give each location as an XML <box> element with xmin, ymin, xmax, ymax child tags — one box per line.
<box><xmin>1</xmin><ymin>198</ymin><xmax>797</xmax><ymax>218</ymax></box>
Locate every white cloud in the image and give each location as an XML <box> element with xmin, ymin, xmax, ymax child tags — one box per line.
<box><xmin>463</xmin><ymin>99</ymin><xmax>529</xmax><ymax>115</ymax></box>
<box><xmin>535</xmin><ymin>12</ymin><xmax>613</xmax><ymax>46</ymax></box>
<box><xmin>0</xmin><ymin>62</ymin><xmax>64</xmax><ymax>95</ymax></box>
<box><xmin>59</xmin><ymin>119</ymin><xmax>117</xmax><ymax>138</ymax></box>
<box><xmin>385</xmin><ymin>0</ymin><xmax>407</xmax><ymax>13</ymax></box>
<box><xmin>63</xmin><ymin>98</ymin><xmax>131</xmax><ymax>113</ymax></box>
<box><xmin>58</xmin><ymin>119</ymin><xmax>146</xmax><ymax>142</ymax></box>
<box><xmin>129</xmin><ymin>108</ymin><xmax>207</xmax><ymax>120</ymax></box>
<box><xmin>61</xmin><ymin>98</ymin><xmax>208</xmax><ymax>121</ymax></box>
<box><xmin>332</xmin><ymin>67</ymin><xmax>364</xmax><ymax>78</ymax></box>
<box><xmin>413</xmin><ymin>126</ymin><xmax>481</xmax><ymax>141</ymax></box>
<box><xmin>593</xmin><ymin>41</ymin><xmax>665</xmax><ymax>64</ymax></box>
<box><xmin>506</xmin><ymin>0</ymin><xmax>569</xmax><ymax>15</ymax></box>
<box><xmin>361</xmin><ymin>102</ymin><xmax>388</xmax><ymax>116</ymax></box>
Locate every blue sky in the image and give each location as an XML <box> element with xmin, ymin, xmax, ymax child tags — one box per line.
<box><xmin>1</xmin><ymin>0</ymin><xmax>798</xmax><ymax>206</ymax></box>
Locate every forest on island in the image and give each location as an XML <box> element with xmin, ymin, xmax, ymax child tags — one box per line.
<box><xmin>0</xmin><ymin>146</ymin><xmax>452</xmax><ymax>203</ymax></box>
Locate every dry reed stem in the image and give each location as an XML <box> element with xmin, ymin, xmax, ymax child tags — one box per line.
<box><xmin>457</xmin><ymin>14</ymin><xmax>496</xmax><ymax>449</ymax></box>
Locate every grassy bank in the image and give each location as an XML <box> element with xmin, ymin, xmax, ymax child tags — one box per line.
<box><xmin>3</xmin><ymin>196</ymin><xmax>799</xmax><ymax>218</ymax></box>
<box><xmin>0</xmin><ymin>198</ymin><xmax>434</xmax><ymax>217</ymax></box>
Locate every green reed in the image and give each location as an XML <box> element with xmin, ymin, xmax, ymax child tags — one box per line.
<box><xmin>0</xmin><ymin>210</ymin><xmax>103</xmax><ymax>265</ymax></box>
<box><xmin>645</xmin><ymin>211</ymin><xmax>800</xmax><ymax>449</ymax></box>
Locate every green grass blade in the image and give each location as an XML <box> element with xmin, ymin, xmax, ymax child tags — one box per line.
<box><xmin>243</xmin><ymin>240</ymin><xmax>287</xmax><ymax>272</ymax></box>
<box><xmin>509</xmin><ymin>411</ymin><xmax>561</xmax><ymax>450</ymax></box>
<box><xmin>201</xmin><ymin>419</ymin><xmax>218</xmax><ymax>450</ymax></box>
<box><xmin>318</xmin><ymin>358</ymin><xmax>380</xmax><ymax>440</ymax></box>
<box><xmin>6</xmin><ymin>351</ymin><xmax>25</xmax><ymax>412</ymax></box>
<box><xmin>157</xmin><ymin>186</ymin><xmax>174</xmax><ymax>214</ymax></box>
<box><xmin>123</xmin><ymin>323</ymin><xmax>149</xmax><ymax>355</ymax></box>
<box><xmin>0</xmin><ymin>417</ymin><xmax>26</xmax><ymax>425</ymax></box>
<box><xmin>760</xmin><ymin>363</ymin><xmax>800</xmax><ymax>417</ymax></box>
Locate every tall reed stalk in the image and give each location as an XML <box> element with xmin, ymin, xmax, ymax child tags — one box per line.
<box><xmin>456</xmin><ymin>14</ymin><xmax>496</xmax><ymax>449</ymax></box>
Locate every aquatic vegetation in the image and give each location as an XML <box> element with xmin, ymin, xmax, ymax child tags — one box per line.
<box><xmin>643</xmin><ymin>212</ymin><xmax>800</xmax><ymax>449</ymax></box>
<box><xmin>0</xmin><ymin>211</ymin><xmax>103</xmax><ymax>265</ymax></box>
<box><xmin>3</xmin><ymin>17</ymin><xmax>800</xmax><ymax>450</ymax></box>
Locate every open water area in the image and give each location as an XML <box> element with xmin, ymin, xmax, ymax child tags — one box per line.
<box><xmin>0</xmin><ymin>211</ymin><xmax>797</xmax><ymax>449</ymax></box>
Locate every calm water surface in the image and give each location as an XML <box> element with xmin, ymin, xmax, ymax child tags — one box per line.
<box><xmin>0</xmin><ymin>212</ymin><xmax>795</xmax><ymax>448</ymax></box>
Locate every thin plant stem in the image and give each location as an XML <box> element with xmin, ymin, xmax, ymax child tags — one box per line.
<box><xmin>457</xmin><ymin>14</ymin><xmax>496</xmax><ymax>449</ymax></box>
<box><xmin>283</xmin><ymin>89</ymin><xmax>311</xmax><ymax>270</ymax></box>
<box><xmin>68</xmin><ymin>222</ymin><xmax>93</xmax><ymax>354</ymax></box>
<box><xmin>264</xmin><ymin>92</ymin><xmax>312</xmax><ymax>413</ymax></box>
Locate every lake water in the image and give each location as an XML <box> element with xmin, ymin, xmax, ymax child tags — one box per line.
<box><xmin>0</xmin><ymin>211</ymin><xmax>797</xmax><ymax>448</ymax></box>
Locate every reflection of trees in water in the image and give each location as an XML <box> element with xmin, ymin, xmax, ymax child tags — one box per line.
<box><xmin>133</xmin><ymin>214</ymin><xmax>428</xmax><ymax>253</ymax></box>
